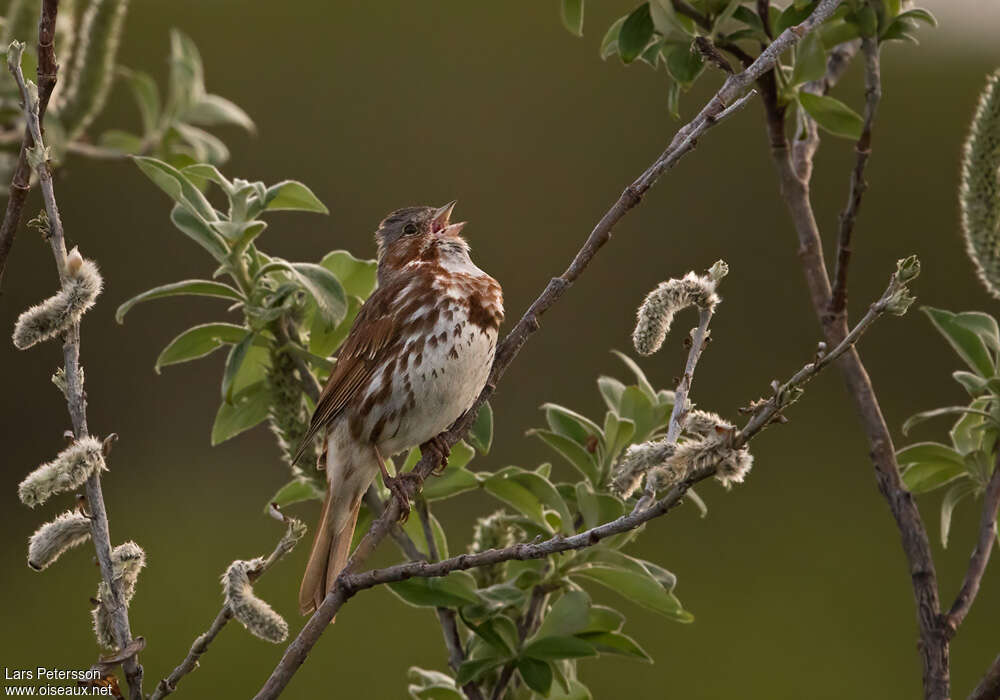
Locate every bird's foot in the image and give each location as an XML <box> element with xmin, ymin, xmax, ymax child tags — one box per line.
<box><xmin>421</xmin><ymin>435</ymin><xmax>451</xmax><ymax>476</ymax></box>
<box><xmin>385</xmin><ymin>472</ymin><xmax>423</xmax><ymax>522</ymax></box>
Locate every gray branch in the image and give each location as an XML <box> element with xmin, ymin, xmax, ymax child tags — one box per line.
<box><xmin>7</xmin><ymin>40</ymin><xmax>143</xmax><ymax>700</ymax></box>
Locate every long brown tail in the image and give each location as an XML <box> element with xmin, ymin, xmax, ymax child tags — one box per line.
<box><xmin>298</xmin><ymin>480</ymin><xmax>363</xmax><ymax>617</ymax></box>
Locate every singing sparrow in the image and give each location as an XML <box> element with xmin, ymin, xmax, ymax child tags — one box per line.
<box><xmin>293</xmin><ymin>202</ymin><xmax>503</xmax><ymax>615</ymax></box>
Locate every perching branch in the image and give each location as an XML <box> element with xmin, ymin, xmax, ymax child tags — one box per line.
<box><xmin>252</xmin><ymin>3</ymin><xmax>844</xmax><ymax>696</ymax></box>
<box><xmin>251</xmin><ymin>263</ymin><xmax>910</xmax><ymax>611</ymax></box>
<box><xmin>944</xmin><ymin>453</ymin><xmax>1000</xmax><ymax>637</ymax></box>
<box><xmin>0</xmin><ymin>0</ymin><xmax>59</xmax><ymax>289</ymax></box>
<box><xmin>756</xmin><ymin>29</ymin><xmax>949</xmax><ymax>700</ymax></box>
<box><xmin>151</xmin><ymin>511</ymin><xmax>304</xmax><ymax>699</ymax></box>
<box><xmin>829</xmin><ymin>37</ymin><xmax>882</xmax><ymax>318</ymax></box>
<box><xmin>7</xmin><ymin>39</ymin><xmax>144</xmax><ymax>700</ymax></box>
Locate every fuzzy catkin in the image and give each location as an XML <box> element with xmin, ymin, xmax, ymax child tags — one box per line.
<box><xmin>659</xmin><ymin>429</ymin><xmax>754</xmax><ymax>490</ymax></box>
<box><xmin>18</xmin><ymin>436</ymin><xmax>106</xmax><ymax>507</ymax></box>
<box><xmin>27</xmin><ymin>510</ymin><xmax>92</xmax><ymax>570</ymax></box>
<box><xmin>268</xmin><ymin>346</ymin><xmax>316</xmax><ymax>470</ymax></box>
<box><xmin>223</xmin><ymin>558</ymin><xmax>288</xmax><ymax>643</ymax></box>
<box><xmin>611</xmin><ymin>440</ymin><xmax>676</xmax><ymax>498</ymax></box>
<box><xmin>469</xmin><ymin>511</ymin><xmax>522</xmax><ymax>587</ymax></box>
<box><xmin>92</xmin><ymin>541</ymin><xmax>145</xmax><ymax>648</ymax></box>
<box><xmin>961</xmin><ymin>70</ymin><xmax>1000</xmax><ymax>298</ymax></box>
<box><xmin>632</xmin><ymin>271</ymin><xmax>720</xmax><ymax>356</ymax></box>
<box><xmin>12</xmin><ymin>251</ymin><xmax>103</xmax><ymax>349</ymax></box>
<box><xmin>56</xmin><ymin>0</ymin><xmax>129</xmax><ymax>140</ymax></box>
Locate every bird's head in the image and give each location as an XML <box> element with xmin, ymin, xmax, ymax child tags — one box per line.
<box><xmin>374</xmin><ymin>201</ymin><xmax>468</xmax><ymax>274</ymax></box>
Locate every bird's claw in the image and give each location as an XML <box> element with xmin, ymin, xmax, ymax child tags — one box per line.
<box><xmin>386</xmin><ymin>472</ymin><xmax>423</xmax><ymax>522</ymax></box>
<box><xmin>422</xmin><ymin>435</ymin><xmax>451</xmax><ymax>476</ymax></box>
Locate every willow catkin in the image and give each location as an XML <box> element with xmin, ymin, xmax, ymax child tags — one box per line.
<box><xmin>27</xmin><ymin>510</ymin><xmax>92</xmax><ymax>570</ymax></box>
<box><xmin>961</xmin><ymin>70</ymin><xmax>1000</xmax><ymax>298</ymax></box>
<box><xmin>632</xmin><ymin>261</ymin><xmax>727</xmax><ymax>356</ymax></box>
<box><xmin>223</xmin><ymin>558</ymin><xmax>288</xmax><ymax>643</ymax></box>
<box><xmin>92</xmin><ymin>541</ymin><xmax>145</xmax><ymax>648</ymax></box>
<box><xmin>468</xmin><ymin>510</ymin><xmax>523</xmax><ymax>587</ymax></box>
<box><xmin>18</xmin><ymin>436</ymin><xmax>105</xmax><ymax>507</ymax></box>
<box><xmin>57</xmin><ymin>0</ymin><xmax>129</xmax><ymax>140</ymax></box>
<box><xmin>12</xmin><ymin>248</ymin><xmax>103</xmax><ymax>349</ymax></box>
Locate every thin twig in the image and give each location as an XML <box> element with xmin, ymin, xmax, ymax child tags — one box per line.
<box><xmin>0</xmin><ymin>0</ymin><xmax>59</xmax><ymax>289</ymax></box>
<box><xmin>944</xmin><ymin>455</ymin><xmax>1000</xmax><ymax>637</ymax></box>
<box><xmin>415</xmin><ymin>500</ymin><xmax>485</xmax><ymax>700</ymax></box>
<box><xmin>636</xmin><ymin>304</ymin><xmax>716</xmax><ymax>509</ymax></box>
<box><xmin>969</xmin><ymin>653</ymin><xmax>1000</xmax><ymax>700</ymax></box>
<box><xmin>252</xmin><ymin>4</ymin><xmax>843</xmax><ymax>696</ymax></box>
<box><xmin>151</xmin><ymin>514</ymin><xmax>304</xmax><ymax>699</ymax></box>
<box><xmin>7</xmin><ymin>39</ymin><xmax>144</xmax><ymax>700</ymax></box>
<box><xmin>828</xmin><ymin>37</ymin><xmax>882</xmax><ymax>318</ymax></box>
<box><xmin>756</xmin><ymin>27</ymin><xmax>949</xmax><ymax>700</ymax></box>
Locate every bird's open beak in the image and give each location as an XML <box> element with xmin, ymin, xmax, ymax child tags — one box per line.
<box><xmin>432</xmin><ymin>200</ymin><xmax>465</xmax><ymax>238</ymax></box>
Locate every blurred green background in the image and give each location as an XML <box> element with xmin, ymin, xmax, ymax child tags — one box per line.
<box><xmin>2</xmin><ymin>1</ymin><xmax>999</xmax><ymax>697</ymax></box>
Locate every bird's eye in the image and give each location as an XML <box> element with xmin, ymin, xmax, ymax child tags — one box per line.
<box><xmin>403</xmin><ymin>223</ymin><xmax>418</xmax><ymax>235</ymax></box>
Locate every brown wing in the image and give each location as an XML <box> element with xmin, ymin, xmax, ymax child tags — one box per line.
<box><xmin>290</xmin><ymin>281</ymin><xmax>401</xmax><ymax>465</ymax></box>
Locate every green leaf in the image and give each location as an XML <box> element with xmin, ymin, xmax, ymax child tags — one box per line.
<box><xmin>318</xmin><ymin>250</ymin><xmax>378</xmax><ymax>299</ymax></box>
<box><xmin>577</xmin><ymin>631</ymin><xmax>651</xmax><ymax>661</ymax></box>
<box><xmin>732</xmin><ymin>6</ymin><xmax>766</xmax><ymax>35</ymax></box>
<box><xmin>903</xmin><ymin>406</ymin><xmax>996</xmax><ymax>436</ymax></box>
<box><xmin>184</xmin><ymin>93</ymin><xmax>255</xmax><ymax>132</ymax></box>
<box><xmin>665</xmin><ymin>44</ymin><xmax>704</xmax><ymax>86</ymax></box>
<box><xmin>401</xmin><ymin>510</ymin><xmax>449</xmax><ymax>559</ymax></box>
<box><xmin>581</xmin><ymin>605</ymin><xmax>626</xmax><ymax>634</ymax></box>
<box><xmin>133</xmin><ymin>156</ymin><xmax>217</xmax><ymax>222</ymax></box>
<box><xmin>221</xmin><ymin>332</ymin><xmax>255</xmax><ymax>402</ymax></box>
<box><xmin>790</xmin><ymin>31</ymin><xmax>826</xmax><ymax>86</ymax></box>
<box><xmin>648</xmin><ymin>0</ymin><xmax>696</xmax><ymax>36</ymax></box>
<box><xmin>455</xmin><ymin>657</ymin><xmax>505</xmax><ymax>686</ymax></box>
<box><xmin>902</xmin><ymin>460</ymin><xmax>966</xmax><ymax>494</ymax></box>
<box><xmin>175</xmin><ymin>123</ymin><xmax>230</xmax><ymax>164</ymax></box>
<box><xmin>309</xmin><ymin>295</ymin><xmax>360</xmax><ymax>358</ymax></box>
<box><xmin>543</xmin><ymin>403</ymin><xmax>603</xmax><ymax>445</ymax></box>
<box><xmin>387</xmin><ymin>571</ymin><xmax>481</xmax><ymax>608</ymax></box>
<box><xmin>572</xmin><ymin>565</ymin><xmax>693</xmax><ymax>621</ymax></box>
<box><xmin>954</xmin><ymin>371</ymin><xmax>989</xmax><ymax>397</ymax></box>
<box><xmin>421</xmin><ymin>461</ymin><xmax>481</xmax><ymax>501</ymax></box>
<box><xmin>119</xmin><ymin>67</ymin><xmax>160</xmax><ymax>136</ymax></box>
<box><xmin>923</xmin><ymin>307</ymin><xmax>996</xmax><ymax>376</ymax></box>
<box><xmin>522</xmin><ymin>636</ymin><xmax>597</xmax><ymax>660</ymax></box>
<box><xmin>211</xmin><ymin>380</ymin><xmax>270</xmax><ymax>445</ymax></box>
<box><xmin>896</xmin><ymin>442</ymin><xmax>965</xmax><ymax>466</ymax></box>
<box><xmin>599</xmin><ymin>16</ymin><xmax>626</xmax><ymax>60</ymax></box>
<box><xmin>560</xmin><ymin>0</ymin><xmax>584</xmax><ymax>36</ymax></box>
<box><xmin>259</xmin><ymin>260</ymin><xmax>347</xmax><ymax>324</ymax></box>
<box><xmin>952</xmin><ymin>312</ymin><xmax>1000</xmax><ymax>355</ymax></box>
<box><xmin>951</xmin><ymin>399</ymin><xmax>991</xmax><ymax>455</ymax></box>
<box><xmin>618</xmin><ymin>4</ymin><xmax>654</xmax><ymax>64</ymax></box>
<box><xmin>597</xmin><ymin>376</ymin><xmax>626</xmax><ymax>413</ymax></box>
<box><xmin>167</xmin><ymin>29</ymin><xmax>205</xmax><ymax>115</ymax></box>
<box><xmin>534</xmin><ymin>590</ymin><xmax>591</xmax><ymax>640</ymax></box>
<box><xmin>269</xmin><ymin>476</ymin><xmax>325</xmax><ymax>508</ymax></box>
<box><xmin>602</xmin><ymin>412</ymin><xmax>635</xmax><ymax>470</ymax></box>
<box><xmin>940</xmin><ymin>480</ymin><xmax>976</xmax><ymax>548</ymax></box>
<box><xmin>181</xmin><ymin>163</ymin><xmax>232</xmax><ymax>189</ymax></box>
<box><xmin>896</xmin><ymin>8</ymin><xmax>936</xmax><ymax>27</ymax></box>
<box><xmin>469</xmin><ymin>402</ymin><xmax>494</xmax><ymax>455</ymax></box>
<box><xmin>797</xmin><ymin>92</ymin><xmax>864</xmax><ymax>140</ymax></box>
<box><xmin>264</xmin><ymin>180</ymin><xmax>329</xmax><ymax>214</ymax></box>
<box><xmin>155</xmin><ymin>322</ymin><xmax>250</xmax><ymax>372</ymax></box>
<box><xmin>547</xmin><ymin>679</ymin><xmax>593</xmax><ymax>700</ymax></box>
<box><xmin>610</xmin><ymin>350</ymin><xmax>656</xmax><ymax>402</ymax></box>
<box><xmin>116</xmin><ymin>280</ymin><xmax>242</xmax><ymax>323</ymax></box>
<box><xmin>484</xmin><ymin>467</ymin><xmax>572</xmax><ymax>531</ymax></box>
<box><xmin>169</xmin><ymin>204</ymin><xmax>228</xmax><ymax>261</ymax></box>
<box><xmin>99</xmin><ymin>130</ymin><xmax>145</xmax><ymax>154</ymax></box>
<box><xmin>516</xmin><ymin>658</ymin><xmax>553</xmax><ymax>695</ymax></box>
<box><xmin>527</xmin><ymin>429</ymin><xmax>599</xmax><ymax>485</ymax></box>
<box><xmin>617</xmin><ymin>386</ymin><xmax>667</xmax><ymax>443</ymax></box>
<box><xmin>407</xmin><ymin>667</ymin><xmax>463</xmax><ymax>700</ymax></box>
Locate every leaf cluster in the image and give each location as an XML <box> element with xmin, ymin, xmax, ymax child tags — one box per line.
<box><xmin>560</xmin><ymin>0</ymin><xmax>934</xmax><ymax>126</ymax></box>
<box><xmin>897</xmin><ymin>308</ymin><xmax>1000</xmax><ymax>547</ymax></box>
